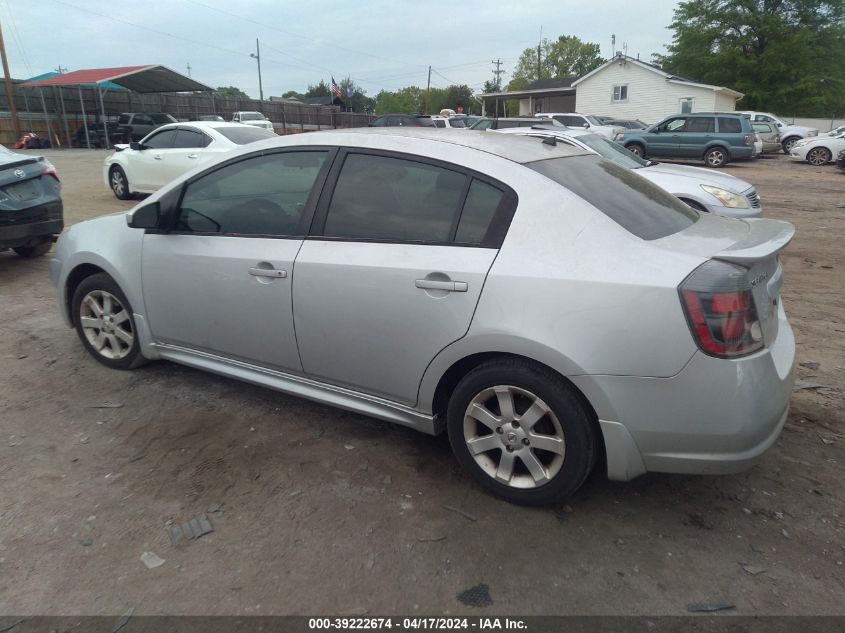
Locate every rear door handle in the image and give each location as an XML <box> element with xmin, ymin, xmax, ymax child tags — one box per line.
<box><xmin>415</xmin><ymin>279</ymin><xmax>467</xmax><ymax>292</ymax></box>
<box><xmin>153</xmin><ymin>154</ymin><xmax>163</xmax><ymax>160</ymax></box>
<box><xmin>187</xmin><ymin>154</ymin><xmax>199</xmax><ymax>159</ymax></box>
<box><xmin>249</xmin><ymin>267</ymin><xmax>287</xmax><ymax>278</ymax></box>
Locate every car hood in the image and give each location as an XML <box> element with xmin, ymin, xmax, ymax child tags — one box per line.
<box><xmin>782</xmin><ymin>123</ymin><xmax>818</xmax><ymax>136</ymax></box>
<box><xmin>642</xmin><ymin>162</ymin><xmax>749</xmax><ymax>193</ymax></box>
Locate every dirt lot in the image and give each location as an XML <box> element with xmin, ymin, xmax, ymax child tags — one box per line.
<box><xmin>0</xmin><ymin>149</ymin><xmax>843</xmax><ymax>616</ymax></box>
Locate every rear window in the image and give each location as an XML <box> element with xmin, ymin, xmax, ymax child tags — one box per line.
<box><xmin>717</xmin><ymin>117</ymin><xmax>743</xmax><ymax>133</ymax></box>
<box><xmin>216</xmin><ymin>126</ymin><xmax>277</xmax><ymax>144</ymax></box>
<box><xmin>448</xmin><ymin>118</ymin><xmax>467</xmax><ymax>128</ymax></box>
<box><xmin>527</xmin><ymin>155</ymin><xmax>698</xmax><ymax>240</ymax></box>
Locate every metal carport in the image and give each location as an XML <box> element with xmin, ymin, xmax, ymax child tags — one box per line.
<box><xmin>20</xmin><ymin>65</ymin><xmax>213</xmax><ymax>149</ymax></box>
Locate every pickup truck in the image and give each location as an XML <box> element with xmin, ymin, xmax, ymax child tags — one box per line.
<box><xmin>74</xmin><ymin>113</ymin><xmax>178</xmax><ymax>147</ymax></box>
<box><xmin>231</xmin><ymin>111</ymin><xmax>274</xmax><ymax>130</ymax></box>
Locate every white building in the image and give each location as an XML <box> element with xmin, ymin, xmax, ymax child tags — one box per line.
<box><xmin>572</xmin><ymin>55</ymin><xmax>744</xmax><ymax>123</ymax></box>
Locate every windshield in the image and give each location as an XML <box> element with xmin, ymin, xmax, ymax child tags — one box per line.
<box><xmin>151</xmin><ymin>114</ymin><xmax>177</xmax><ymax>124</ymax></box>
<box><xmin>585</xmin><ymin>116</ymin><xmax>604</xmax><ymax>126</ymax></box>
<box><xmin>575</xmin><ymin>133</ymin><xmax>649</xmax><ymax>169</ymax></box>
<box><xmin>527</xmin><ymin>155</ymin><xmax>698</xmax><ymax>240</ymax></box>
<box><xmin>471</xmin><ymin>119</ymin><xmax>493</xmax><ymax>130</ymax></box>
<box><xmin>240</xmin><ymin>113</ymin><xmax>266</xmax><ymax>121</ymax></box>
<box><xmin>216</xmin><ymin>126</ymin><xmax>277</xmax><ymax>144</ymax></box>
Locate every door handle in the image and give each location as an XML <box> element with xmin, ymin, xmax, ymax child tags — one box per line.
<box><xmin>187</xmin><ymin>154</ymin><xmax>199</xmax><ymax>159</ymax></box>
<box><xmin>248</xmin><ymin>267</ymin><xmax>287</xmax><ymax>278</ymax></box>
<box><xmin>153</xmin><ymin>154</ymin><xmax>163</xmax><ymax>160</ymax></box>
<box><xmin>415</xmin><ymin>279</ymin><xmax>467</xmax><ymax>292</ymax></box>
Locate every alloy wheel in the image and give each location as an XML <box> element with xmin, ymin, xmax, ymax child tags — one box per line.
<box><xmin>706</xmin><ymin>149</ymin><xmax>726</xmax><ymax>167</ymax></box>
<box><xmin>79</xmin><ymin>290</ymin><xmax>134</xmax><ymax>359</ymax></box>
<box><xmin>463</xmin><ymin>385</ymin><xmax>565</xmax><ymax>489</ymax></box>
<box><xmin>110</xmin><ymin>170</ymin><xmax>126</xmax><ymax>197</ymax></box>
<box><xmin>807</xmin><ymin>148</ymin><xmax>830</xmax><ymax>166</ymax></box>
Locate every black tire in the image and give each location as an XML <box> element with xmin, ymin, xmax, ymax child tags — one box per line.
<box><xmin>446</xmin><ymin>357</ymin><xmax>597</xmax><ymax>506</ymax></box>
<box><xmin>626</xmin><ymin>143</ymin><xmax>646</xmax><ymax>158</ymax></box>
<box><xmin>704</xmin><ymin>147</ymin><xmax>729</xmax><ymax>168</ymax></box>
<box><xmin>71</xmin><ymin>273</ymin><xmax>145</xmax><ymax>370</ymax></box>
<box><xmin>782</xmin><ymin>137</ymin><xmax>800</xmax><ymax>153</ymax></box>
<box><xmin>806</xmin><ymin>146</ymin><xmax>831</xmax><ymax>166</ymax></box>
<box><xmin>109</xmin><ymin>166</ymin><xmax>133</xmax><ymax>200</ymax></box>
<box><xmin>13</xmin><ymin>239</ymin><xmax>52</xmax><ymax>258</ymax></box>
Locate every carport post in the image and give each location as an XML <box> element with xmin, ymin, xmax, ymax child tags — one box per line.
<box><xmin>78</xmin><ymin>86</ymin><xmax>90</xmax><ymax>149</ymax></box>
<box><xmin>38</xmin><ymin>88</ymin><xmax>52</xmax><ymax>146</ymax></box>
<box><xmin>57</xmin><ymin>86</ymin><xmax>71</xmax><ymax>148</ymax></box>
<box><xmin>98</xmin><ymin>85</ymin><xmax>110</xmax><ymax>149</ymax></box>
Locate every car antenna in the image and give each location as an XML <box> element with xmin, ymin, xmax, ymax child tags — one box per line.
<box><xmin>542</xmin><ymin>136</ymin><xmax>557</xmax><ymax>146</ymax></box>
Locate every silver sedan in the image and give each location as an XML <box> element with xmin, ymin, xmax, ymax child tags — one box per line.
<box><xmin>51</xmin><ymin>129</ymin><xmax>796</xmax><ymax>505</ymax></box>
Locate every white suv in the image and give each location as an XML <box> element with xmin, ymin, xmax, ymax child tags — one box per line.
<box><xmin>231</xmin><ymin>111</ymin><xmax>274</xmax><ymax>130</ymax></box>
<box><xmin>536</xmin><ymin>113</ymin><xmax>624</xmax><ymax>141</ymax></box>
<box><xmin>738</xmin><ymin>111</ymin><xmax>817</xmax><ymax>152</ymax></box>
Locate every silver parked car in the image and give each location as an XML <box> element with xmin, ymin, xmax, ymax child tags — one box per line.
<box><xmin>50</xmin><ymin>129</ymin><xmax>796</xmax><ymax>505</ymax></box>
<box><xmin>493</xmin><ymin>125</ymin><xmax>764</xmax><ymax>218</ymax></box>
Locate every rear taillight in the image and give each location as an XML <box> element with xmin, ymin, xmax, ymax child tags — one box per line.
<box><xmin>679</xmin><ymin>260</ymin><xmax>764</xmax><ymax>358</ymax></box>
<box><xmin>40</xmin><ymin>159</ymin><xmax>59</xmax><ymax>182</ymax></box>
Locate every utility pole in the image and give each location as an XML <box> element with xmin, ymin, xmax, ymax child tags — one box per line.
<box><xmin>491</xmin><ymin>59</ymin><xmax>504</xmax><ymax>91</ymax></box>
<box><xmin>537</xmin><ymin>25</ymin><xmax>543</xmax><ymax>81</ymax></box>
<box><xmin>250</xmin><ymin>38</ymin><xmax>263</xmax><ymax>103</ymax></box>
<box><xmin>54</xmin><ymin>65</ymin><xmax>67</xmax><ymax>74</ymax></box>
<box><xmin>186</xmin><ymin>62</ymin><xmax>192</xmax><ymax>78</ymax></box>
<box><xmin>424</xmin><ymin>65</ymin><xmax>431</xmax><ymax>114</ymax></box>
<box><xmin>0</xmin><ymin>21</ymin><xmax>21</xmax><ymax>140</ymax></box>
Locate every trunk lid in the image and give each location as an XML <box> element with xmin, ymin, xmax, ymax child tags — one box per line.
<box><xmin>656</xmin><ymin>214</ymin><xmax>794</xmax><ymax>348</ymax></box>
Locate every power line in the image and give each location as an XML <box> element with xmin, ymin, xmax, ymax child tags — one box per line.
<box><xmin>491</xmin><ymin>58</ymin><xmax>504</xmax><ymax>90</ymax></box>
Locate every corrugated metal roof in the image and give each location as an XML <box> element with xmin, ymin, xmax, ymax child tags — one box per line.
<box><xmin>20</xmin><ymin>65</ymin><xmax>212</xmax><ymax>93</ymax></box>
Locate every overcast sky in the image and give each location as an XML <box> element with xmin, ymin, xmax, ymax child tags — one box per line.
<box><xmin>5</xmin><ymin>0</ymin><xmax>681</xmax><ymax>98</ymax></box>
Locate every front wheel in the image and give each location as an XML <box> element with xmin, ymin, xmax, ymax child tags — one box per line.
<box><xmin>109</xmin><ymin>166</ymin><xmax>132</xmax><ymax>200</ymax></box>
<box><xmin>704</xmin><ymin>147</ymin><xmax>729</xmax><ymax>168</ymax></box>
<box><xmin>782</xmin><ymin>137</ymin><xmax>800</xmax><ymax>153</ymax></box>
<box><xmin>806</xmin><ymin>147</ymin><xmax>831</xmax><ymax>166</ymax></box>
<box><xmin>71</xmin><ymin>273</ymin><xmax>145</xmax><ymax>370</ymax></box>
<box><xmin>446</xmin><ymin>358</ymin><xmax>597</xmax><ymax>506</ymax></box>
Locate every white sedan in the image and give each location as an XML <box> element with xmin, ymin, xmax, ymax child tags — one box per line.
<box><xmin>104</xmin><ymin>122</ymin><xmax>277</xmax><ymax>199</ymax></box>
<box><xmin>788</xmin><ymin>132</ymin><xmax>845</xmax><ymax>166</ymax></box>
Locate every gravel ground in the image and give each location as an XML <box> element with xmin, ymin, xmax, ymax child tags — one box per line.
<box><xmin>0</xmin><ymin>149</ymin><xmax>842</xmax><ymax>616</ymax></box>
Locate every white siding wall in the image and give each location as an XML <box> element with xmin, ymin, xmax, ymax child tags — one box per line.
<box><xmin>714</xmin><ymin>91</ymin><xmax>737</xmax><ymax>112</ymax></box>
<box><xmin>574</xmin><ymin>60</ymin><xmax>737</xmax><ymax>124</ymax></box>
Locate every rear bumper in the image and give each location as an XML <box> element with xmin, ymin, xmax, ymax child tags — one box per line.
<box><xmin>576</xmin><ymin>304</ymin><xmax>795</xmax><ymax>480</ymax></box>
<box><xmin>0</xmin><ymin>218</ymin><xmax>64</xmax><ymax>248</ymax></box>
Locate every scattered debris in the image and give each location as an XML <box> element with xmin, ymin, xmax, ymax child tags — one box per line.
<box><xmin>799</xmin><ymin>362</ymin><xmax>820</xmax><ymax>370</ymax></box>
<box><xmin>86</xmin><ymin>402</ymin><xmax>125</xmax><ymax>409</ymax></box>
<box><xmin>750</xmin><ymin>544</ymin><xmax>764</xmax><ymax>554</ymax></box>
<box><xmin>739</xmin><ymin>562</ymin><xmax>766</xmax><ymax>576</ymax></box>
<box><xmin>417</xmin><ymin>535</ymin><xmax>447</xmax><ymax>542</ymax></box>
<box><xmin>344</xmin><ymin>444</ymin><xmax>355</xmax><ymax>450</ymax></box>
<box><xmin>7</xmin><ymin>435</ymin><xmax>22</xmax><ymax>447</ymax></box>
<box><xmin>140</xmin><ymin>551</ymin><xmax>165</xmax><ymax>569</ymax></box>
<box><xmin>382</xmin><ymin>475</ymin><xmax>392</xmax><ymax>485</ymax></box>
<box><xmin>79</xmin><ymin>435</ymin><xmax>90</xmax><ymax>445</ymax></box>
<box><xmin>207</xmin><ymin>503</ymin><xmax>224</xmax><ymax>514</ymax></box>
<box><xmin>79</xmin><ymin>535</ymin><xmax>93</xmax><ymax>547</ymax></box>
<box><xmin>781</xmin><ymin>529</ymin><xmax>790</xmax><ymax>539</ymax></box>
<box><xmin>687</xmin><ymin>602</ymin><xmax>735</xmax><ymax>613</ymax></box>
<box><xmin>168</xmin><ymin>513</ymin><xmax>214</xmax><ymax>545</ymax></box>
<box><xmin>793</xmin><ymin>381</ymin><xmax>824</xmax><ymax>391</ymax></box>
<box><xmin>110</xmin><ymin>608</ymin><xmax>134</xmax><ymax>633</ymax></box>
<box><xmin>457</xmin><ymin>584</ymin><xmax>493</xmax><ymax>608</ymax></box>
<box><xmin>442</xmin><ymin>504</ymin><xmax>477</xmax><ymax>522</ymax></box>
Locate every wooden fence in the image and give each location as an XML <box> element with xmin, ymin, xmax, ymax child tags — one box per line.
<box><xmin>0</xmin><ymin>81</ymin><xmax>375</xmax><ymax>146</ymax></box>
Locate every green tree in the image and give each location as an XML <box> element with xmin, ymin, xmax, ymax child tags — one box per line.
<box><xmin>338</xmin><ymin>76</ymin><xmax>375</xmax><ymax>113</ymax></box>
<box><xmin>215</xmin><ymin>86</ymin><xmax>249</xmax><ymax>97</ymax></box>
<box><xmin>375</xmin><ymin>86</ymin><xmax>425</xmax><ymax>114</ymax></box>
<box><xmin>305</xmin><ymin>80</ymin><xmax>331</xmax><ymax>98</ymax></box>
<box><xmin>507</xmin><ymin>35</ymin><xmax>605</xmax><ymax>90</ymax></box>
<box><xmin>281</xmin><ymin>90</ymin><xmax>304</xmax><ymax>100</ymax></box>
<box><xmin>658</xmin><ymin>0</ymin><xmax>845</xmax><ymax>117</ymax></box>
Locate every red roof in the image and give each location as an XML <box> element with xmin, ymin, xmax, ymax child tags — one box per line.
<box><xmin>20</xmin><ymin>65</ymin><xmax>212</xmax><ymax>93</ymax></box>
<box><xmin>22</xmin><ymin>66</ymin><xmax>152</xmax><ymax>87</ymax></box>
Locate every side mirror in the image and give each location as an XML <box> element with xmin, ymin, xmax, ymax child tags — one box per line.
<box><xmin>127</xmin><ymin>202</ymin><xmax>160</xmax><ymax>229</ymax></box>
<box><xmin>130</xmin><ymin>141</ymin><xmax>143</xmax><ymax>151</ymax></box>
<box><xmin>583</xmin><ymin>122</ymin><xmax>590</xmax><ymax>129</ymax></box>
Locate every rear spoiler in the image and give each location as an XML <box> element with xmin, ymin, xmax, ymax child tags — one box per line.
<box><xmin>713</xmin><ymin>218</ymin><xmax>795</xmax><ymax>265</ymax></box>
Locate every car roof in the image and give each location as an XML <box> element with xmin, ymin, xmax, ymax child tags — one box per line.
<box><xmin>247</xmin><ymin>127</ymin><xmax>590</xmax><ymax>164</ymax></box>
<box><xmin>493</xmin><ymin>125</ymin><xmax>592</xmax><ymax>138</ymax></box>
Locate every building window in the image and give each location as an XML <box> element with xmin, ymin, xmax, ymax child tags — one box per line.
<box><xmin>679</xmin><ymin>98</ymin><xmax>695</xmax><ymax>114</ymax></box>
<box><xmin>612</xmin><ymin>85</ymin><xmax>628</xmax><ymax>102</ymax></box>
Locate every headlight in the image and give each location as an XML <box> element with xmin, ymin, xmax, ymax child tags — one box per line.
<box><xmin>793</xmin><ymin>139</ymin><xmax>810</xmax><ymax>148</ymax></box>
<box><xmin>700</xmin><ymin>185</ymin><xmax>749</xmax><ymax>208</ymax></box>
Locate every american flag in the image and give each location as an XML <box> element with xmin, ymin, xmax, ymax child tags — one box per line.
<box><xmin>331</xmin><ymin>77</ymin><xmax>341</xmax><ymax>98</ymax></box>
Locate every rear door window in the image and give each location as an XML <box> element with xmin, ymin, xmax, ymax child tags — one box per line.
<box><xmin>686</xmin><ymin>117</ymin><xmax>715</xmax><ymax>133</ymax></box>
<box><xmin>172</xmin><ymin>129</ymin><xmax>208</xmax><ymax>149</ymax></box>
<box><xmin>455</xmin><ymin>180</ymin><xmax>504</xmax><ymax>244</ymax></box>
<box><xmin>322</xmin><ymin>153</ymin><xmax>467</xmax><ymax>242</ymax></box>
<box><xmin>527</xmin><ymin>155</ymin><xmax>698</xmax><ymax>240</ymax></box>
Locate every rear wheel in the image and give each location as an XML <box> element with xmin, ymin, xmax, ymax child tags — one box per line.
<box><xmin>109</xmin><ymin>166</ymin><xmax>132</xmax><ymax>200</ymax></box>
<box><xmin>71</xmin><ymin>273</ymin><xmax>145</xmax><ymax>370</ymax></box>
<box><xmin>806</xmin><ymin>147</ymin><xmax>831</xmax><ymax>166</ymax></box>
<box><xmin>446</xmin><ymin>358</ymin><xmax>597</xmax><ymax>506</ymax></box>
<box><xmin>704</xmin><ymin>147</ymin><xmax>729</xmax><ymax>168</ymax></box>
<box><xmin>13</xmin><ymin>239</ymin><xmax>52</xmax><ymax>258</ymax></box>
<box><xmin>626</xmin><ymin>143</ymin><xmax>645</xmax><ymax>158</ymax></box>
<box><xmin>782</xmin><ymin>137</ymin><xmax>800</xmax><ymax>153</ymax></box>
